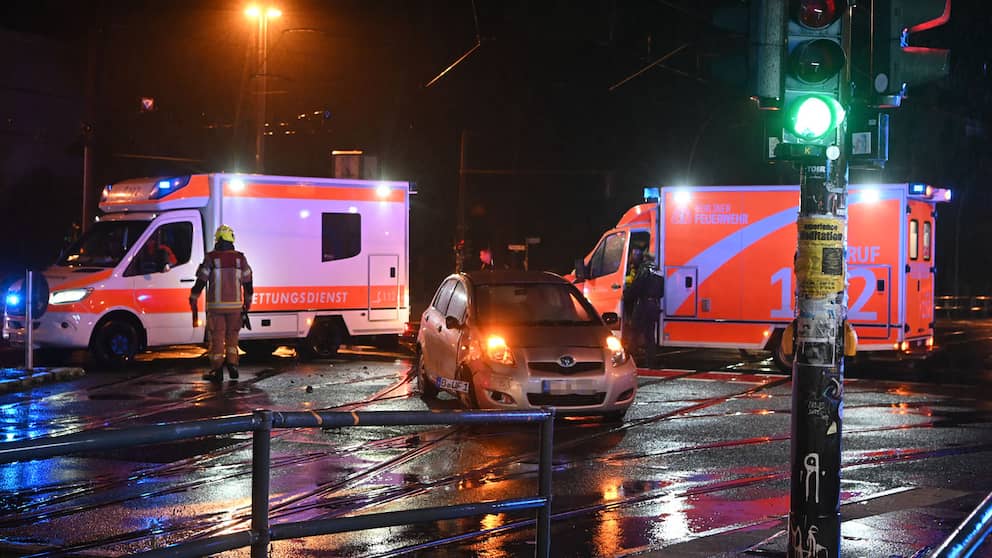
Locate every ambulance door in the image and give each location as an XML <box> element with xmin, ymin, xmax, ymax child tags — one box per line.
<box><xmin>579</xmin><ymin>230</ymin><xmax>627</xmax><ymax>317</ymax></box>
<box><xmin>369</xmin><ymin>254</ymin><xmax>400</xmax><ymax>321</ymax></box>
<box><xmin>665</xmin><ymin>267</ymin><xmax>698</xmax><ymax>317</ymax></box>
<box><xmin>905</xmin><ymin>202</ymin><xmax>935</xmax><ymax>338</ymax></box>
<box><xmin>125</xmin><ymin>213</ymin><xmax>204</xmax><ymax>346</ymax></box>
<box><xmin>848</xmin><ymin>265</ymin><xmax>892</xmax><ymax>339</ymax></box>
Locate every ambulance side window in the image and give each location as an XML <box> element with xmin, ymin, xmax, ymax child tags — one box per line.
<box><xmin>923</xmin><ymin>221</ymin><xmax>931</xmax><ymax>261</ymax></box>
<box><xmin>909</xmin><ymin>219</ymin><xmax>919</xmax><ymax>260</ymax></box>
<box><xmin>322</xmin><ymin>213</ymin><xmax>362</xmax><ymax>262</ymax></box>
<box><xmin>124</xmin><ymin>222</ymin><xmax>193</xmax><ymax>276</ymax></box>
<box><xmin>588</xmin><ymin>232</ymin><xmax>625</xmax><ymax>278</ymax></box>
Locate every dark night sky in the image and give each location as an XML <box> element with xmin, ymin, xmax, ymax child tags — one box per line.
<box><xmin>1</xmin><ymin>0</ymin><xmax>990</xmax><ymax>302</ymax></box>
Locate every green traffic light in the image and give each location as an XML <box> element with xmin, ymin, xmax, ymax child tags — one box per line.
<box><xmin>788</xmin><ymin>95</ymin><xmax>846</xmax><ymax>141</ymax></box>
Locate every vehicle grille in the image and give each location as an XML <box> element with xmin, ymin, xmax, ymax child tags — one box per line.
<box><xmin>527</xmin><ymin>393</ymin><xmax>606</xmax><ymax>406</ymax></box>
<box><xmin>528</xmin><ymin>361</ymin><xmax>603</xmax><ymax>375</ymax></box>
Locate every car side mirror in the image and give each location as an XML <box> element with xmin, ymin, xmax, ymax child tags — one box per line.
<box><xmin>445</xmin><ymin>315</ymin><xmax>463</xmax><ymax>330</ymax></box>
<box><xmin>602</xmin><ymin>312</ymin><xmax>619</xmax><ymax>326</ymax></box>
<box><xmin>573</xmin><ymin>258</ymin><xmax>587</xmax><ymax>282</ymax></box>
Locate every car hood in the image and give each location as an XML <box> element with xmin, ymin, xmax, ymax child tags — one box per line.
<box><xmin>477</xmin><ymin>325</ymin><xmax>609</xmax><ymax>349</ymax></box>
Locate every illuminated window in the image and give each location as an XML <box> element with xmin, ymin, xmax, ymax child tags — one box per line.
<box><xmin>909</xmin><ymin>220</ymin><xmax>919</xmax><ymax>261</ymax></box>
<box><xmin>124</xmin><ymin>221</ymin><xmax>193</xmax><ymax>277</ymax></box>
<box><xmin>589</xmin><ymin>232</ymin><xmax>626</xmax><ymax>278</ymax></box>
<box><xmin>321</xmin><ymin>213</ymin><xmax>361</xmax><ymax>262</ymax></box>
<box><xmin>923</xmin><ymin>221</ymin><xmax>931</xmax><ymax>261</ymax></box>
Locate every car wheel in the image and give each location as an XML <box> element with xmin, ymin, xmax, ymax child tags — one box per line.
<box><xmin>416</xmin><ymin>350</ymin><xmax>438</xmax><ymax>399</ymax></box>
<box><xmin>603</xmin><ymin>409</ymin><xmax>628</xmax><ymax>423</ymax></box>
<box><xmin>91</xmin><ymin>319</ymin><xmax>139</xmax><ymax>368</ymax></box>
<box><xmin>298</xmin><ymin>320</ymin><xmax>343</xmax><ymax>360</ymax></box>
<box><xmin>456</xmin><ymin>365</ymin><xmax>478</xmax><ymax>409</ymax></box>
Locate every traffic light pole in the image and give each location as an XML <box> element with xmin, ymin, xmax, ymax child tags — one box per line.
<box><xmin>789</xmin><ymin>149</ymin><xmax>847</xmax><ymax>558</ymax></box>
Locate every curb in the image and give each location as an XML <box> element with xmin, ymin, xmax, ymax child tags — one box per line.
<box><xmin>0</xmin><ymin>367</ymin><xmax>86</xmax><ymax>394</ymax></box>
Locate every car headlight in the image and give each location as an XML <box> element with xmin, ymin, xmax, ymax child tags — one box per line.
<box><xmin>606</xmin><ymin>335</ymin><xmax>628</xmax><ymax>366</ymax></box>
<box><xmin>485</xmin><ymin>335</ymin><xmax>516</xmax><ymax>366</ymax></box>
<box><xmin>50</xmin><ymin>288</ymin><xmax>93</xmax><ymax>305</ymax></box>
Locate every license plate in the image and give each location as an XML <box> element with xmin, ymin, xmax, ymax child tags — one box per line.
<box><xmin>541</xmin><ymin>380</ymin><xmax>594</xmax><ymax>394</ymax></box>
<box><xmin>437</xmin><ymin>377</ymin><xmax>469</xmax><ymax>393</ymax></box>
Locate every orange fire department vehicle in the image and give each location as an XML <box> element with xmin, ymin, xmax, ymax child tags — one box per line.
<box><xmin>572</xmin><ymin>183</ymin><xmax>951</xmax><ymax>368</ymax></box>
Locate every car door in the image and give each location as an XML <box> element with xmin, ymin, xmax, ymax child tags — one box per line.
<box><xmin>436</xmin><ymin>280</ymin><xmax>469</xmax><ymax>381</ymax></box>
<box><xmin>421</xmin><ymin>279</ymin><xmax>456</xmax><ymax>377</ymax></box>
<box><xmin>125</xmin><ymin>215</ymin><xmax>204</xmax><ymax>346</ymax></box>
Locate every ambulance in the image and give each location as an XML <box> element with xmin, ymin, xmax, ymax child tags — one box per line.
<box><xmin>571</xmin><ymin>183</ymin><xmax>951</xmax><ymax>369</ymax></box>
<box><xmin>2</xmin><ymin>173</ymin><xmax>411</xmax><ymax>365</ymax></box>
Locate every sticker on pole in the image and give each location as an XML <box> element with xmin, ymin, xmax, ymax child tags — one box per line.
<box><xmin>796</xmin><ymin>217</ymin><xmax>844</xmax><ymax>298</ymax></box>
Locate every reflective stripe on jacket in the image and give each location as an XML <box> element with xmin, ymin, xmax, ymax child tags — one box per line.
<box><xmin>196</xmin><ymin>250</ymin><xmax>252</xmax><ymax>312</ymax></box>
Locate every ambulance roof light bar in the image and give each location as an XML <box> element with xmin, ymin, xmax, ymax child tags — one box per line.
<box><xmin>150</xmin><ymin>175</ymin><xmax>191</xmax><ymax>200</ymax></box>
<box><xmin>643</xmin><ymin>187</ymin><xmax>660</xmax><ymax>202</ymax></box>
<box><xmin>908</xmin><ymin>182</ymin><xmax>952</xmax><ymax>202</ymax></box>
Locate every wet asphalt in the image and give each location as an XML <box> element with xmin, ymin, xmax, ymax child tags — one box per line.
<box><xmin>0</xmin><ymin>322</ymin><xmax>990</xmax><ymax>557</ymax></box>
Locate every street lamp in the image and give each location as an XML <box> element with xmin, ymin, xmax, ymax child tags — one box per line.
<box><xmin>245</xmin><ymin>5</ymin><xmax>281</xmax><ymax>173</ymax></box>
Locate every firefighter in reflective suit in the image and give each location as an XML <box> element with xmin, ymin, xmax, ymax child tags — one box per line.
<box><xmin>189</xmin><ymin>225</ymin><xmax>254</xmax><ymax>382</ymax></box>
<box><xmin>623</xmin><ymin>254</ymin><xmax>664</xmax><ymax>368</ymax></box>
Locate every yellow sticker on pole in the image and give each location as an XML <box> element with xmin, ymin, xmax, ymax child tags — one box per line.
<box><xmin>796</xmin><ymin>217</ymin><xmax>844</xmax><ymax>298</ymax></box>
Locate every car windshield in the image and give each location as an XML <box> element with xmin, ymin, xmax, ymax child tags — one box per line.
<box><xmin>57</xmin><ymin>220</ymin><xmax>150</xmax><ymax>268</ymax></box>
<box><xmin>474</xmin><ymin>283</ymin><xmax>599</xmax><ymax>326</ymax></box>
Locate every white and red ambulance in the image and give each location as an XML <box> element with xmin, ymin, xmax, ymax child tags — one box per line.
<box><xmin>3</xmin><ymin>173</ymin><xmax>410</xmax><ymax>365</ymax></box>
<box><xmin>571</xmin><ymin>183</ymin><xmax>951</xmax><ymax>369</ymax></box>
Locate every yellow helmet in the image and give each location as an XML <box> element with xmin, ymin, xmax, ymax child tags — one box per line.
<box><xmin>214</xmin><ymin>224</ymin><xmax>235</xmax><ymax>243</ymax></box>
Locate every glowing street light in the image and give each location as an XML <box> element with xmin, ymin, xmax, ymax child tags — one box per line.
<box><xmin>245</xmin><ymin>5</ymin><xmax>281</xmax><ymax>173</ymax></box>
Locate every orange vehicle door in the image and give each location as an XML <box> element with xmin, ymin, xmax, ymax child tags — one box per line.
<box><xmin>847</xmin><ymin>264</ymin><xmax>892</xmax><ymax>339</ymax></box>
<box><xmin>578</xmin><ymin>229</ymin><xmax>627</xmax><ymax>317</ymax></box>
<box><xmin>664</xmin><ymin>267</ymin><xmax>698</xmax><ymax>317</ymax></box>
<box><xmin>905</xmin><ymin>200</ymin><xmax>935</xmax><ymax>339</ymax></box>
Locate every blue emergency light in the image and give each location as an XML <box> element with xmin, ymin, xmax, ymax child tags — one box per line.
<box><xmin>909</xmin><ymin>183</ymin><xmax>927</xmax><ymax>195</ymax></box>
<box><xmin>5</xmin><ymin>293</ymin><xmax>21</xmax><ymax>307</ymax></box>
<box><xmin>643</xmin><ymin>187</ymin><xmax>660</xmax><ymax>201</ymax></box>
<box><xmin>150</xmin><ymin>175</ymin><xmax>191</xmax><ymax>200</ymax></box>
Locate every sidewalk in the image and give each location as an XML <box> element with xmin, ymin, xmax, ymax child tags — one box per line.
<box><xmin>0</xmin><ymin>346</ymin><xmax>86</xmax><ymax>394</ymax></box>
<box><xmin>632</xmin><ymin>486</ymin><xmax>987</xmax><ymax>558</ymax></box>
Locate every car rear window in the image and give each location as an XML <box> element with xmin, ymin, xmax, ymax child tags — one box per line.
<box><xmin>473</xmin><ymin>283</ymin><xmax>598</xmax><ymax>326</ymax></box>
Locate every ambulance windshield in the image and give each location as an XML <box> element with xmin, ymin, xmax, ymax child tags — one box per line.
<box><xmin>58</xmin><ymin>220</ymin><xmax>150</xmax><ymax>268</ymax></box>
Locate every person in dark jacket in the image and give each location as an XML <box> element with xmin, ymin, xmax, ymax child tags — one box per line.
<box><xmin>623</xmin><ymin>254</ymin><xmax>664</xmax><ymax>368</ymax></box>
<box><xmin>189</xmin><ymin>225</ymin><xmax>253</xmax><ymax>382</ymax></box>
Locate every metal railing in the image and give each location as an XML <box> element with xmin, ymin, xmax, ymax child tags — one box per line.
<box><xmin>931</xmin><ymin>490</ymin><xmax>992</xmax><ymax>558</ymax></box>
<box><xmin>0</xmin><ymin>408</ymin><xmax>556</xmax><ymax>557</ymax></box>
<box><xmin>935</xmin><ymin>296</ymin><xmax>992</xmax><ymax>319</ymax></box>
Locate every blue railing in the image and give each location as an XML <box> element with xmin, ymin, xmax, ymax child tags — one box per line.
<box><xmin>931</xmin><ymin>490</ymin><xmax>992</xmax><ymax>558</ymax></box>
<box><xmin>0</xmin><ymin>409</ymin><xmax>556</xmax><ymax>558</ymax></box>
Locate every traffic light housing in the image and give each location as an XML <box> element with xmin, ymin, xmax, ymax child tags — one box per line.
<box><xmin>871</xmin><ymin>0</ymin><xmax>950</xmax><ymax>107</ymax></box>
<box><xmin>782</xmin><ymin>0</ymin><xmax>847</xmax><ymax>147</ymax></box>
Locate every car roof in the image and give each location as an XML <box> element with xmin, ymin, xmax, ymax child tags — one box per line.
<box><xmin>462</xmin><ymin>270</ymin><xmax>569</xmax><ymax>286</ymax></box>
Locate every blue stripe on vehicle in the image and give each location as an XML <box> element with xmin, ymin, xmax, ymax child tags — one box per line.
<box><xmin>665</xmin><ymin>187</ymin><xmax>903</xmax><ymax>314</ymax></box>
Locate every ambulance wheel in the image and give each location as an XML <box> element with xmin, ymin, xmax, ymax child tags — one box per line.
<box><xmin>298</xmin><ymin>320</ymin><xmax>342</xmax><ymax>360</ymax></box>
<box><xmin>456</xmin><ymin>365</ymin><xmax>478</xmax><ymax>409</ymax></box>
<box><xmin>91</xmin><ymin>319</ymin><xmax>139</xmax><ymax>368</ymax></box>
<box><xmin>416</xmin><ymin>349</ymin><xmax>438</xmax><ymax>399</ymax></box>
<box><xmin>240</xmin><ymin>340</ymin><xmax>275</xmax><ymax>359</ymax></box>
<box><xmin>772</xmin><ymin>343</ymin><xmax>794</xmax><ymax>373</ymax></box>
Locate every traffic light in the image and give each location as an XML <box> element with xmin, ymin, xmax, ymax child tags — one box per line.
<box><xmin>871</xmin><ymin>0</ymin><xmax>950</xmax><ymax>107</ymax></box>
<box><xmin>782</xmin><ymin>0</ymin><xmax>847</xmax><ymax>147</ymax></box>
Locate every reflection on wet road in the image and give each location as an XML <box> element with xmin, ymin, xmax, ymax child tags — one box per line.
<box><xmin>0</xmin><ymin>337</ymin><xmax>990</xmax><ymax>557</ymax></box>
